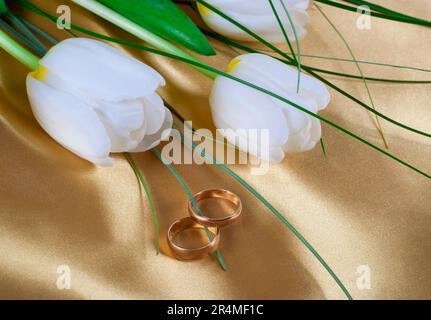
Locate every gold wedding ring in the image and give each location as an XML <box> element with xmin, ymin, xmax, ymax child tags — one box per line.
<box><xmin>167</xmin><ymin>217</ymin><xmax>220</xmax><ymax>260</ymax></box>
<box><xmin>188</xmin><ymin>189</ymin><xmax>242</xmax><ymax>227</ymax></box>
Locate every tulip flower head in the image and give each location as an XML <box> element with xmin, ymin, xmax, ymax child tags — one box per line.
<box><xmin>198</xmin><ymin>0</ymin><xmax>310</xmax><ymax>43</ymax></box>
<box><xmin>26</xmin><ymin>38</ymin><xmax>172</xmax><ymax>166</ymax></box>
<box><xmin>209</xmin><ymin>53</ymin><xmax>330</xmax><ymax>163</ymax></box>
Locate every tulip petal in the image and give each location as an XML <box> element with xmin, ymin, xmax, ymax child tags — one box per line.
<box><xmin>39</xmin><ymin>38</ymin><xmax>165</xmax><ymax>102</ymax></box>
<box><xmin>200</xmin><ymin>0</ymin><xmax>309</xmax><ymax>43</ymax></box>
<box><xmin>141</xmin><ymin>93</ymin><xmax>166</xmax><ymax>135</ymax></box>
<box><xmin>131</xmin><ymin>107</ymin><xmax>173</xmax><ymax>152</ymax></box>
<box><xmin>26</xmin><ymin>76</ymin><xmax>113</xmax><ymax>166</ymax></box>
<box><xmin>95</xmin><ymin>99</ymin><xmax>146</xmax><ymax>152</ymax></box>
<box><xmin>215</xmin><ymin>115</ymin><xmax>286</xmax><ymax>163</ymax></box>
<box><xmin>211</xmin><ymin>76</ymin><xmax>290</xmax><ymax>146</ymax></box>
<box><xmin>234</xmin><ymin>53</ymin><xmax>330</xmax><ymax>109</ymax></box>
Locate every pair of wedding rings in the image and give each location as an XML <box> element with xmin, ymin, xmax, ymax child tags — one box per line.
<box><xmin>167</xmin><ymin>189</ymin><xmax>242</xmax><ymax>260</ymax></box>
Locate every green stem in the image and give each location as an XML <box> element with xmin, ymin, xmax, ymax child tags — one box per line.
<box><xmin>71</xmin><ymin>0</ymin><xmax>216</xmax><ymax>79</ymax></box>
<box><xmin>0</xmin><ymin>27</ymin><xmax>39</xmax><ymax>70</ymax></box>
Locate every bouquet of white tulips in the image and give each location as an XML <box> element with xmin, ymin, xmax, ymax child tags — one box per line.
<box><xmin>1</xmin><ymin>0</ymin><xmax>430</xmax><ymax>301</ymax></box>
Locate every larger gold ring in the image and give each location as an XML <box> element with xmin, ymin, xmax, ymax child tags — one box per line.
<box><xmin>167</xmin><ymin>217</ymin><xmax>220</xmax><ymax>260</ymax></box>
<box><xmin>188</xmin><ymin>189</ymin><xmax>242</xmax><ymax>227</ymax></box>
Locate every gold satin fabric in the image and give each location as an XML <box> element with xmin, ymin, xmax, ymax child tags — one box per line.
<box><xmin>0</xmin><ymin>0</ymin><xmax>430</xmax><ymax>300</ymax></box>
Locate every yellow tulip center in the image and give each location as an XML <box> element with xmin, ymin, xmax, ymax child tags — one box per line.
<box><xmin>197</xmin><ymin>3</ymin><xmax>211</xmax><ymax>16</ymax></box>
<box><xmin>227</xmin><ymin>59</ymin><xmax>241</xmax><ymax>73</ymax></box>
<box><xmin>31</xmin><ymin>65</ymin><xmax>48</xmax><ymax>81</ymax></box>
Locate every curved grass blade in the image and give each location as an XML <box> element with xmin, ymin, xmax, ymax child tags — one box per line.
<box><xmin>303</xmin><ymin>66</ymin><xmax>431</xmax><ymax>84</ymax></box>
<box><xmin>151</xmin><ymin>149</ymin><xmax>228</xmax><ymax>271</ymax></box>
<box><xmin>20</xmin><ymin>17</ymin><xmax>59</xmax><ymax>45</ymax></box>
<box><xmin>169</xmin><ymin>116</ymin><xmax>352</xmax><ymax>299</ymax></box>
<box><xmin>202</xmin><ymin>29</ymin><xmax>431</xmax><ymax>83</ymax></box>
<box><xmin>125</xmin><ymin>153</ymin><xmax>160</xmax><ymax>254</ymax></box>
<box><xmin>314</xmin><ymin>3</ymin><xmax>388</xmax><ymax>148</ymax></box>
<box><xmin>19</xmin><ymin>1</ymin><xmax>431</xmax><ymax>179</ymax></box>
<box><xmin>279</xmin><ymin>0</ymin><xmax>302</xmax><ymax>92</ymax></box>
<box><xmin>193</xmin><ymin>0</ymin><xmax>431</xmax><ymax>138</ymax></box>
<box><xmin>314</xmin><ymin>0</ymin><xmax>431</xmax><ymax>27</ymax></box>
<box><xmin>268</xmin><ymin>0</ymin><xmax>298</xmax><ymax>74</ymax></box>
<box><xmin>296</xmin><ymin>54</ymin><xmax>431</xmax><ymax>74</ymax></box>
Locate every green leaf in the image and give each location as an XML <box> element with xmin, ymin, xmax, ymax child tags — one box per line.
<box><xmin>96</xmin><ymin>0</ymin><xmax>215</xmax><ymax>55</ymax></box>
<box><xmin>0</xmin><ymin>0</ymin><xmax>8</xmax><ymax>15</ymax></box>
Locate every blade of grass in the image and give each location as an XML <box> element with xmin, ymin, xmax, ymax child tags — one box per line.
<box><xmin>125</xmin><ymin>153</ymin><xmax>160</xmax><ymax>254</ymax></box>
<box><xmin>320</xmin><ymin>138</ymin><xmax>328</xmax><ymax>161</ymax></box>
<box><xmin>279</xmin><ymin>0</ymin><xmax>302</xmax><ymax>92</ymax></box>
<box><xmin>19</xmin><ymin>0</ymin><xmax>431</xmax><ymax>180</ymax></box>
<box><xmin>314</xmin><ymin>0</ymin><xmax>431</xmax><ymax>27</ymax></box>
<box><xmin>297</xmin><ymin>53</ymin><xmax>431</xmax><ymax>74</ymax></box>
<box><xmin>302</xmin><ymin>66</ymin><xmax>431</xmax><ymax>84</ymax></box>
<box><xmin>314</xmin><ymin>3</ymin><xmax>388</xmax><ymax>149</ymax></box>
<box><xmin>151</xmin><ymin>149</ymin><xmax>228</xmax><ymax>271</ymax></box>
<box><xmin>268</xmin><ymin>0</ymin><xmax>298</xmax><ymax>67</ymax></box>
<box><xmin>20</xmin><ymin>16</ymin><xmax>59</xmax><ymax>45</ymax></box>
<box><xmin>202</xmin><ymin>28</ymin><xmax>431</xmax><ymax>84</ymax></box>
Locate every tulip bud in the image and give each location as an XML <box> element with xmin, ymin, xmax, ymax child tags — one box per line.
<box><xmin>198</xmin><ymin>0</ymin><xmax>310</xmax><ymax>43</ymax></box>
<box><xmin>209</xmin><ymin>53</ymin><xmax>330</xmax><ymax>163</ymax></box>
<box><xmin>26</xmin><ymin>38</ymin><xmax>172</xmax><ymax>166</ymax></box>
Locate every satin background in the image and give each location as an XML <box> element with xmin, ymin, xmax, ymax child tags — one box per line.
<box><xmin>0</xmin><ymin>0</ymin><xmax>430</xmax><ymax>299</ymax></box>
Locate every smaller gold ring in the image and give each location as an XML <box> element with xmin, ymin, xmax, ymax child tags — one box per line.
<box><xmin>188</xmin><ymin>189</ymin><xmax>242</xmax><ymax>227</ymax></box>
<box><xmin>167</xmin><ymin>217</ymin><xmax>220</xmax><ymax>260</ymax></box>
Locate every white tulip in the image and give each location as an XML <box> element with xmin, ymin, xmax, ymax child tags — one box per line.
<box><xmin>198</xmin><ymin>0</ymin><xmax>310</xmax><ymax>43</ymax></box>
<box><xmin>26</xmin><ymin>38</ymin><xmax>172</xmax><ymax>166</ymax></box>
<box><xmin>210</xmin><ymin>53</ymin><xmax>330</xmax><ymax>163</ymax></box>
